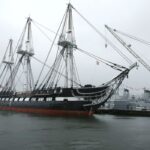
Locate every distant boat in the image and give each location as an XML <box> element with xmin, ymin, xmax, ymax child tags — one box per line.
<box><xmin>0</xmin><ymin>3</ymin><xmax>136</xmax><ymax>117</ymax></box>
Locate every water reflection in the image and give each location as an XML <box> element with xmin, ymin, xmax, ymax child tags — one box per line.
<box><xmin>0</xmin><ymin>112</ymin><xmax>150</xmax><ymax>150</ymax></box>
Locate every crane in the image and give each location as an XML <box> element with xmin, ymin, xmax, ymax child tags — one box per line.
<box><xmin>105</xmin><ymin>25</ymin><xmax>150</xmax><ymax>72</ymax></box>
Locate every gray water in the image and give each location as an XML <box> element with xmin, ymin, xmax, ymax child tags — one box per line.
<box><xmin>0</xmin><ymin>112</ymin><xmax>150</xmax><ymax>150</ymax></box>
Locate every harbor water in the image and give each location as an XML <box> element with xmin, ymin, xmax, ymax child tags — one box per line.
<box><xmin>0</xmin><ymin>112</ymin><xmax>150</xmax><ymax>150</ymax></box>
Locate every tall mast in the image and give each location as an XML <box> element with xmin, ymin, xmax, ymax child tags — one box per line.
<box><xmin>17</xmin><ymin>17</ymin><xmax>34</xmax><ymax>91</ymax></box>
<box><xmin>0</xmin><ymin>39</ymin><xmax>14</xmax><ymax>90</ymax></box>
<box><xmin>58</xmin><ymin>3</ymin><xmax>77</xmax><ymax>88</ymax></box>
<box><xmin>36</xmin><ymin>3</ymin><xmax>81</xmax><ymax>90</ymax></box>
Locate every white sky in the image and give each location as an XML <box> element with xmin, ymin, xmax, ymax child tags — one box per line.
<box><xmin>0</xmin><ymin>0</ymin><xmax>150</xmax><ymax>95</ymax></box>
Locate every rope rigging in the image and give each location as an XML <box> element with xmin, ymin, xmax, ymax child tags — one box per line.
<box><xmin>32</xmin><ymin>56</ymin><xmax>82</xmax><ymax>88</ymax></box>
<box><xmin>12</xmin><ymin>5</ymin><xmax>133</xmax><ymax>90</ymax></box>
<box><xmin>1</xmin><ymin>17</ymin><xmax>36</xmax><ymax>92</ymax></box>
<box><xmin>71</xmin><ymin>5</ymin><xmax>133</xmax><ymax>65</ymax></box>
<box><xmin>34</xmin><ymin>11</ymin><xmax>67</xmax><ymax>90</ymax></box>
<box><xmin>32</xmin><ymin>21</ymin><xmax>54</xmax><ymax>43</ymax></box>
<box><xmin>105</xmin><ymin>25</ymin><xmax>150</xmax><ymax>73</ymax></box>
<box><xmin>1</xmin><ymin>3</ymin><xmax>135</xmax><ymax>95</ymax></box>
<box><xmin>76</xmin><ymin>47</ymin><xmax>127</xmax><ymax>71</ymax></box>
<box><xmin>0</xmin><ymin>39</ymin><xmax>14</xmax><ymax>91</ymax></box>
<box><xmin>31</xmin><ymin>3</ymin><xmax>134</xmax><ymax>90</ymax></box>
<box><xmin>29</xmin><ymin>7</ymin><xmax>132</xmax><ymax>69</ymax></box>
<box><xmin>0</xmin><ymin>3</ymin><xmax>138</xmax><ymax>110</ymax></box>
<box><xmin>32</xmin><ymin>19</ymin><xmax>57</xmax><ymax>35</ymax></box>
<box><xmin>113</xmin><ymin>28</ymin><xmax>150</xmax><ymax>46</ymax></box>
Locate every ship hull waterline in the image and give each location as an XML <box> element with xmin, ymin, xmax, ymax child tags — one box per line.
<box><xmin>0</xmin><ymin>100</ymin><xmax>95</xmax><ymax>117</ymax></box>
<box><xmin>0</xmin><ymin>106</ymin><xmax>94</xmax><ymax>117</ymax></box>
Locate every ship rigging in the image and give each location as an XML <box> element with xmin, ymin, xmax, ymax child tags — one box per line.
<box><xmin>0</xmin><ymin>3</ymin><xmax>136</xmax><ymax>116</ymax></box>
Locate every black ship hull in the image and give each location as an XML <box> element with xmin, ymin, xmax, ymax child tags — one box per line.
<box><xmin>0</xmin><ymin>100</ymin><xmax>94</xmax><ymax>117</ymax></box>
<box><xmin>0</xmin><ymin>86</ymin><xmax>108</xmax><ymax>116</ymax></box>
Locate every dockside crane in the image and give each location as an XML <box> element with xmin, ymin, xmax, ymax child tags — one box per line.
<box><xmin>105</xmin><ymin>25</ymin><xmax>150</xmax><ymax>73</ymax></box>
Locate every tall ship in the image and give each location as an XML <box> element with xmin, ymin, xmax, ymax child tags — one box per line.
<box><xmin>0</xmin><ymin>3</ymin><xmax>136</xmax><ymax>116</ymax></box>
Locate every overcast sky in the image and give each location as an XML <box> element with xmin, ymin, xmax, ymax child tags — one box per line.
<box><xmin>0</xmin><ymin>0</ymin><xmax>150</xmax><ymax>95</ymax></box>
